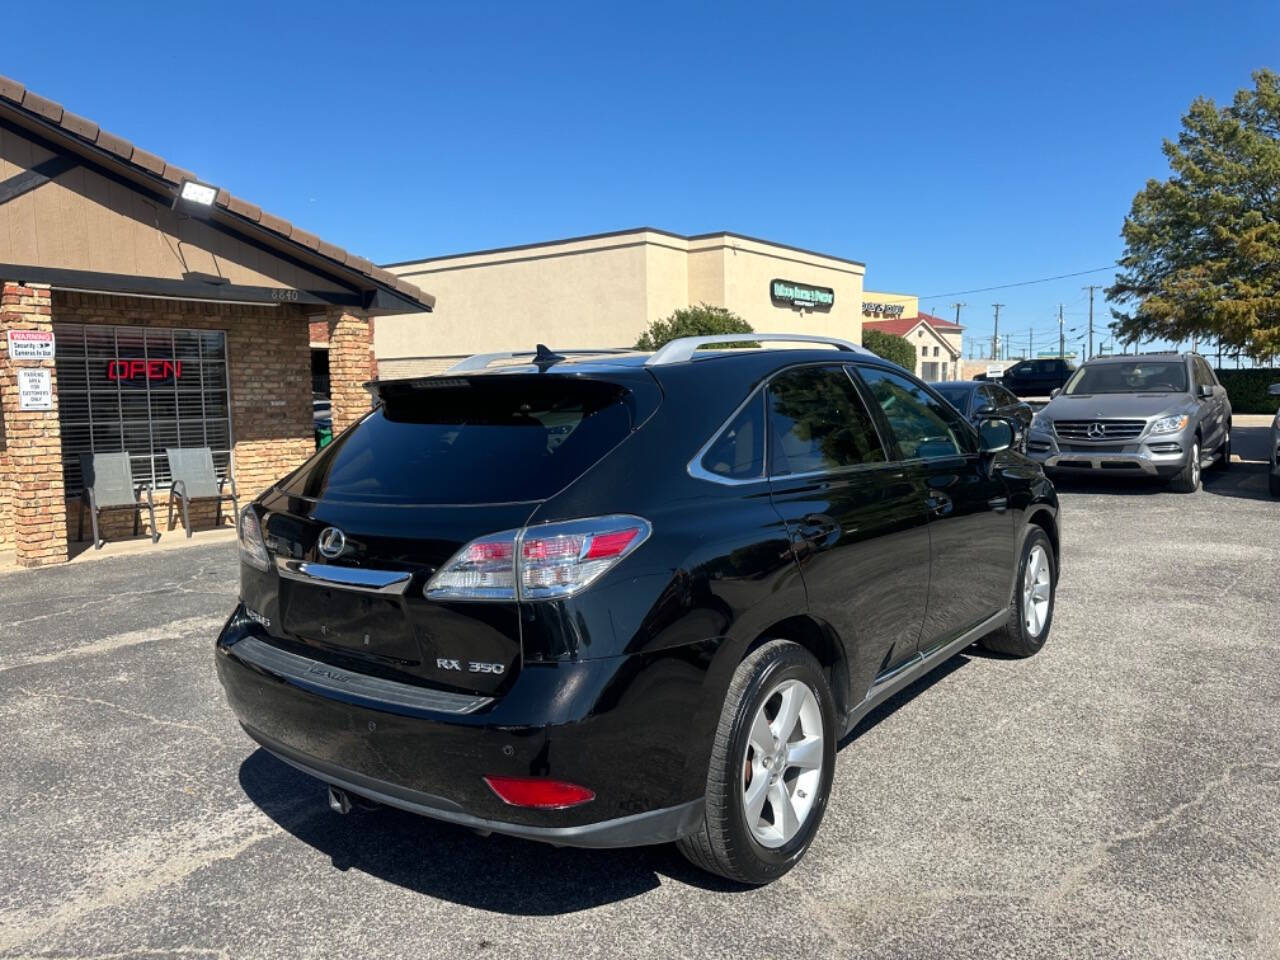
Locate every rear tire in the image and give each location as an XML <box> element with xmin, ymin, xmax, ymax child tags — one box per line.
<box><xmin>677</xmin><ymin>640</ymin><xmax>836</xmax><ymax>885</ymax></box>
<box><xmin>1168</xmin><ymin>439</ymin><xmax>1201</xmax><ymax>493</ymax></box>
<box><xmin>980</xmin><ymin>527</ymin><xmax>1056</xmax><ymax>658</ymax></box>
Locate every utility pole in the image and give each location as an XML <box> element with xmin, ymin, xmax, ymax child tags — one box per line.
<box><xmin>1083</xmin><ymin>285</ymin><xmax>1101</xmax><ymax>360</ymax></box>
<box><xmin>951</xmin><ymin>302</ymin><xmax>965</xmax><ymax>328</ymax></box>
<box><xmin>1058</xmin><ymin>304</ymin><xmax>1065</xmax><ymax>359</ymax></box>
<box><xmin>1028</xmin><ymin>330</ymin><xmax>1033</xmax><ymax>360</ymax></box>
<box><xmin>991</xmin><ymin>304</ymin><xmax>1004</xmax><ymax>365</ymax></box>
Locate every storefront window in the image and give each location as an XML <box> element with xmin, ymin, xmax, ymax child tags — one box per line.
<box><xmin>53</xmin><ymin>324</ymin><xmax>232</xmax><ymax>494</ymax></box>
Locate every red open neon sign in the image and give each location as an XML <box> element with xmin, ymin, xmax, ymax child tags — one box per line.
<box><xmin>106</xmin><ymin>359</ymin><xmax>184</xmax><ymax>382</ymax></box>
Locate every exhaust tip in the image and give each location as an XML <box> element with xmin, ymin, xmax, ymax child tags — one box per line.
<box><xmin>327</xmin><ymin>785</ymin><xmax>353</xmax><ymax>815</ymax></box>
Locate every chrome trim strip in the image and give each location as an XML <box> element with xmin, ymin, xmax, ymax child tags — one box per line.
<box><xmin>229</xmin><ymin>636</ymin><xmax>493</xmax><ymax>715</ymax></box>
<box><xmin>647</xmin><ymin>333</ymin><xmax>869</xmax><ymax>367</ymax></box>
<box><xmin>276</xmin><ymin>558</ymin><xmax>412</xmax><ymax>595</ymax></box>
<box><xmin>846</xmin><ymin>608</ymin><xmax>1009</xmax><ymax>734</ymax></box>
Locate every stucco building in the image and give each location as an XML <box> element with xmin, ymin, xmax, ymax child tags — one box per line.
<box><xmin>376</xmin><ymin>229</ymin><xmax>867</xmax><ymax>377</ymax></box>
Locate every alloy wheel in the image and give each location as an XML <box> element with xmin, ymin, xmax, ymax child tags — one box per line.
<box><xmin>741</xmin><ymin>679</ymin><xmax>825</xmax><ymax>848</ymax></box>
<box><xmin>1023</xmin><ymin>544</ymin><xmax>1052</xmax><ymax>637</ymax></box>
<box><xmin>1191</xmin><ymin>442</ymin><xmax>1201</xmax><ymax>488</ymax></box>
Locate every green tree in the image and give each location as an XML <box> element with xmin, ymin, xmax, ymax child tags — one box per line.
<box><xmin>1108</xmin><ymin>69</ymin><xmax>1280</xmax><ymax>355</ymax></box>
<box><xmin>635</xmin><ymin>303</ymin><xmax>753</xmax><ymax>350</ymax></box>
<box><xmin>861</xmin><ymin>329</ymin><xmax>916</xmax><ymax>369</ymax></box>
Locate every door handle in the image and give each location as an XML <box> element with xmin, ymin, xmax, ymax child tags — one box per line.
<box><xmin>925</xmin><ymin>493</ymin><xmax>952</xmax><ymax>518</ymax></box>
<box><xmin>795</xmin><ymin>514</ymin><xmax>839</xmax><ymax>544</ymax></box>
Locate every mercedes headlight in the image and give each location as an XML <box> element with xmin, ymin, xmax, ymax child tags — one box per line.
<box><xmin>1149</xmin><ymin>414</ymin><xmax>1189</xmax><ymax>435</ymax></box>
<box><xmin>1031</xmin><ymin>412</ymin><xmax>1052</xmax><ymax>434</ymax></box>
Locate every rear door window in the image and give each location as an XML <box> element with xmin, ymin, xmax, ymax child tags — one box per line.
<box><xmin>766</xmin><ymin>366</ymin><xmax>886</xmax><ymax>476</ymax></box>
<box><xmin>279</xmin><ymin>375</ymin><xmax>643</xmax><ymax>504</ymax></box>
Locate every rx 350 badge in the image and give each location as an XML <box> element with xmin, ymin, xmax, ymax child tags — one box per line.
<box><xmin>436</xmin><ymin>658</ymin><xmax>505</xmax><ymax>675</ymax></box>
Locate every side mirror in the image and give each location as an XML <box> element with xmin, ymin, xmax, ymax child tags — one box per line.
<box><xmin>973</xmin><ymin>403</ymin><xmax>998</xmax><ymax>418</ymax></box>
<box><xmin>1269</xmin><ymin>383</ymin><xmax>1280</xmax><ymax>397</ymax></box>
<box><xmin>1050</xmin><ymin>388</ymin><xmax>1061</xmax><ymax>399</ymax></box>
<box><xmin>979</xmin><ymin>418</ymin><xmax>1014</xmax><ymax>455</ymax></box>
<box><xmin>1197</xmin><ymin>383</ymin><xmax>1214</xmax><ymax>399</ymax></box>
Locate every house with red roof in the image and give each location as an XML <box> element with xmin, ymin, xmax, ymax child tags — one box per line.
<box><xmin>861</xmin><ymin>292</ymin><xmax>963</xmax><ymax>381</ymax></box>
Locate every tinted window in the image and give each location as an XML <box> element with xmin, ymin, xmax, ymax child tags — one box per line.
<box><xmin>1063</xmin><ymin>361</ymin><xmax>1190</xmax><ymax>395</ymax></box>
<box><xmin>933</xmin><ymin>383</ymin><xmax>974</xmax><ymax>413</ymax></box>
<box><xmin>857</xmin><ymin>366</ymin><xmax>976</xmax><ymax>459</ymax></box>
<box><xmin>1036</xmin><ymin>359</ymin><xmax>1060</xmax><ymax>374</ymax></box>
<box><xmin>1193</xmin><ymin>357</ymin><xmax>1216</xmax><ymax>388</ymax></box>
<box><xmin>280</xmin><ymin>376</ymin><xmax>637</xmax><ymax>504</ymax></box>
<box><xmin>989</xmin><ymin>385</ymin><xmax>1018</xmax><ymax>406</ymax></box>
<box><xmin>701</xmin><ymin>391</ymin><xmax>765</xmax><ymax>480</ymax></box>
<box><xmin>1010</xmin><ymin>362</ymin><xmax>1034</xmax><ymax>377</ymax></box>
<box><xmin>766</xmin><ymin>366</ymin><xmax>885</xmax><ymax>476</ymax></box>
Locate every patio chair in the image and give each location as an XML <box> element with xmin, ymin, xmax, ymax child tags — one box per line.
<box><xmin>165</xmin><ymin>446</ymin><xmax>239</xmax><ymax>538</ymax></box>
<box><xmin>77</xmin><ymin>452</ymin><xmax>160</xmax><ymax>549</ymax></box>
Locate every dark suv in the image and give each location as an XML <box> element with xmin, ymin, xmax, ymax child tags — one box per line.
<box><xmin>217</xmin><ymin>334</ymin><xmax>1060</xmax><ymax>885</ymax></box>
<box><xmin>998</xmin><ymin>357</ymin><xmax>1075</xmax><ymax>398</ymax></box>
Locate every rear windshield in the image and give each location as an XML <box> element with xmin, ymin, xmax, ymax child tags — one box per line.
<box><xmin>1063</xmin><ymin>361</ymin><xmax>1189</xmax><ymax>395</ymax></box>
<box><xmin>280</xmin><ymin>376</ymin><xmax>638</xmax><ymax>504</ymax></box>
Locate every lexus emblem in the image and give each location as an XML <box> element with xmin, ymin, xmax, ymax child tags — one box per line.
<box><xmin>1087</xmin><ymin>422</ymin><xmax>1106</xmax><ymax>439</ymax></box>
<box><xmin>317</xmin><ymin>527</ymin><xmax>346</xmax><ymax>558</ymax></box>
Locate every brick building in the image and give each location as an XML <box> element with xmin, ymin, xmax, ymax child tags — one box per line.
<box><xmin>0</xmin><ymin>77</ymin><xmax>434</xmax><ymax>567</ymax></box>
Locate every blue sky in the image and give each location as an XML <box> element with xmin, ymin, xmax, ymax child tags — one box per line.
<box><xmin>8</xmin><ymin>1</ymin><xmax>1278</xmax><ymax>358</ymax></box>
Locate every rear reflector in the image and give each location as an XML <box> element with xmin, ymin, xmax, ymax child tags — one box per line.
<box><xmin>483</xmin><ymin>776</ymin><xmax>596</xmax><ymax>809</ymax></box>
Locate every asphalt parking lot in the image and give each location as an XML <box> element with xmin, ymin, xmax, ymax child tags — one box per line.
<box><xmin>2</xmin><ymin>419</ymin><xmax>1277</xmax><ymax>960</ymax></box>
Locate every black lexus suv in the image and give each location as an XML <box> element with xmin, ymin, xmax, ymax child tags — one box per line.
<box><xmin>216</xmin><ymin>334</ymin><xmax>1060</xmax><ymax>885</ymax></box>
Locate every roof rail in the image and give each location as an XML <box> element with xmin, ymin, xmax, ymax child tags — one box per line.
<box><xmin>644</xmin><ymin>333</ymin><xmax>869</xmax><ymax>367</ymax></box>
<box><xmin>446</xmin><ymin>347</ymin><xmax>634</xmax><ymax>373</ymax></box>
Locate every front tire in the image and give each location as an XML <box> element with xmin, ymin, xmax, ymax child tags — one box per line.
<box><xmin>677</xmin><ymin>640</ymin><xmax>836</xmax><ymax>885</ymax></box>
<box><xmin>980</xmin><ymin>527</ymin><xmax>1056</xmax><ymax>657</ymax></box>
<box><xmin>1168</xmin><ymin>439</ymin><xmax>1201</xmax><ymax>493</ymax></box>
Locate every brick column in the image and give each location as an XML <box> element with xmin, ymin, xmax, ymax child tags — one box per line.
<box><xmin>328</xmin><ymin>309</ymin><xmax>374</xmax><ymax>434</ymax></box>
<box><xmin>0</xmin><ymin>282</ymin><xmax>68</xmax><ymax>567</ymax></box>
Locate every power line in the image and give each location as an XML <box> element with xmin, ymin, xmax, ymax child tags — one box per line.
<box><xmin>921</xmin><ymin>265</ymin><xmax>1114</xmax><ymax>300</ymax></box>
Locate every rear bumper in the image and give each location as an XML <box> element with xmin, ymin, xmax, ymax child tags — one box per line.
<box><xmin>215</xmin><ymin>606</ymin><xmax>713</xmax><ymax>847</ymax></box>
<box><xmin>247</xmin><ymin>723</ymin><xmax>703</xmax><ymax>848</ymax></box>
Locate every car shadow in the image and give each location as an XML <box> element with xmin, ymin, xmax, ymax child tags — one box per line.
<box><xmin>237</xmin><ymin>652</ymin><xmax>976</xmax><ymax>913</ymax></box>
<box><xmin>238</xmin><ymin>748</ymin><xmax>734</xmax><ymax>911</ymax></box>
<box><xmin>1050</xmin><ymin>462</ymin><xmax>1273</xmax><ymax>502</ymax></box>
<box><xmin>1201</xmin><ymin>460</ymin><xmax>1275</xmax><ymax>502</ymax></box>
<box><xmin>839</xmin><ymin>652</ymin><xmax>971</xmax><ymax>748</ymax></box>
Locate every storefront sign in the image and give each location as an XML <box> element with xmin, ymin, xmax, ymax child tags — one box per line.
<box><xmin>7</xmin><ymin>329</ymin><xmax>55</xmax><ymax>360</ymax></box>
<box><xmin>18</xmin><ymin>368</ymin><xmax>53</xmax><ymax>410</ymax></box>
<box><xmin>106</xmin><ymin>358</ymin><xmax>184</xmax><ymax>385</ymax></box>
<box><xmin>862</xmin><ymin>302</ymin><xmax>905</xmax><ymax>318</ymax></box>
<box><xmin>771</xmin><ymin>279</ymin><xmax>835</xmax><ymax>310</ymax></box>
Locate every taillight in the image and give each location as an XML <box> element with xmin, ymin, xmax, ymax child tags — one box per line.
<box><xmin>238</xmin><ymin>506</ymin><xmax>270</xmax><ymax>572</ymax></box>
<box><xmin>424</xmin><ymin>515</ymin><xmax>651</xmax><ymax>602</ymax></box>
<box><xmin>421</xmin><ymin>530</ymin><xmax>517</xmax><ymax>600</ymax></box>
<box><xmin>483</xmin><ymin>775</ymin><xmax>595</xmax><ymax>809</ymax></box>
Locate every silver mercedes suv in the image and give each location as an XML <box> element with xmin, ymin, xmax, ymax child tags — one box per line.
<box><xmin>1026</xmin><ymin>353</ymin><xmax>1231</xmax><ymax>493</ymax></box>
